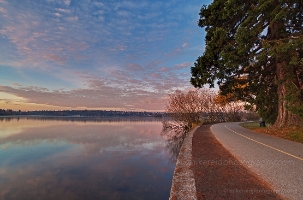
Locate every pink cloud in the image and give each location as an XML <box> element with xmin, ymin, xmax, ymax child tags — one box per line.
<box><xmin>0</xmin><ymin>81</ymin><xmax>169</xmax><ymax>111</ymax></box>
<box><xmin>44</xmin><ymin>54</ymin><xmax>69</xmax><ymax>63</ymax></box>
<box><xmin>126</xmin><ymin>63</ymin><xmax>143</xmax><ymax>71</ymax></box>
<box><xmin>145</xmin><ymin>60</ymin><xmax>161</xmax><ymax>69</ymax></box>
<box><xmin>149</xmin><ymin>73</ymin><xmax>162</xmax><ymax>79</ymax></box>
<box><xmin>0</xmin><ymin>7</ymin><xmax>6</xmax><ymax>13</ymax></box>
<box><xmin>157</xmin><ymin>67</ymin><xmax>170</xmax><ymax>72</ymax></box>
<box><xmin>174</xmin><ymin>62</ymin><xmax>191</xmax><ymax>69</ymax></box>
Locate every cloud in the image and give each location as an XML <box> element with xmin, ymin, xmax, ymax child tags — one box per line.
<box><xmin>92</xmin><ymin>2</ymin><xmax>105</xmax><ymax>8</ymax></box>
<box><xmin>44</xmin><ymin>54</ymin><xmax>69</xmax><ymax>63</ymax></box>
<box><xmin>157</xmin><ymin>67</ymin><xmax>170</xmax><ymax>72</ymax></box>
<box><xmin>0</xmin><ymin>7</ymin><xmax>6</xmax><ymax>13</ymax></box>
<box><xmin>126</xmin><ymin>63</ymin><xmax>144</xmax><ymax>71</ymax></box>
<box><xmin>0</xmin><ymin>0</ymin><xmax>198</xmax><ymax>70</ymax></box>
<box><xmin>55</xmin><ymin>8</ymin><xmax>71</xmax><ymax>13</ymax></box>
<box><xmin>54</xmin><ymin>12</ymin><xmax>62</xmax><ymax>17</ymax></box>
<box><xmin>0</xmin><ymin>83</ymin><xmax>166</xmax><ymax>111</ymax></box>
<box><xmin>174</xmin><ymin>62</ymin><xmax>191</xmax><ymax>69</ymax></box>
<box><xmin>63</xmin><ymin>0</ymin><xmax>71</xmax><ymax>6</ymax></box>
<box><xmin>0</xmin><ymin>1</ymin><xmax>91</xmax><ymax>68</ymax></box>
<box><xmin>0</xmin><ymin>59</ymin><xmax>193</xmax><ymax>111</ymax></box>
<box><xmin>117</xmin><ymin>10</ymin><xmax>132</xmax><ymax>17</ymax></box>
<box><xmin>145</xmin><ymin>60</ymin><xmax>161</xmax><ymax>69</ymax></box>
<box><xmin>0</xmin><ymin>0</ymin><xmax>204</xmax><ymax>111</ymax></box>
<box><xmin>137</xmin><ymin>12</ymin><xmax>161</xmax><ymax>20</ymax></box>
<box><xmin>64</xmin><ymin>16</ymin><xmax>78</xmax><ymax>21</ymax></box>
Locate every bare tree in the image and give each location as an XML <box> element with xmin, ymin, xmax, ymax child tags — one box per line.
<box><xmin>165</xmin><ymin>89</ymin><xmax>226</xmax><ymax>128</ymax></box>
<box><xmin>162</xmin><ymin>89</ymin><xmax>250</xmax><ymax>154</ymax></box>
<box><xmin>166</xmin><ymin>90</ymin><xmax>201</xmax><ymax>128</ymax></box>
<box><xmin>165</xmin><ymin>89</ymin><xmax>251</xmax><ymax>128</ymax></box>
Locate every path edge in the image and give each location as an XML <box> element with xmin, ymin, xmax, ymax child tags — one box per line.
<box><xmin>169</xmin><ymin>126</ymin><xmax>199</xmax><ymax>200</ymax></box>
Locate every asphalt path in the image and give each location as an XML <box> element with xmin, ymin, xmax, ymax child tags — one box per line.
<box><xmin>211</xmin><ymin>122</ymin><xmax>303</xmax><ymax>200</ymax></box>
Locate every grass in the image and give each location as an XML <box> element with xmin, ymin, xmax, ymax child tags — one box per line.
<box><xmin>287</xmin><ymin>128</ymin><xmax>303</xmax><ymax>143</ymax></box>
<box><xmin>240</xmin><ymin>121</ymin><xmax>303</xmax><ymax>144</ymax></box>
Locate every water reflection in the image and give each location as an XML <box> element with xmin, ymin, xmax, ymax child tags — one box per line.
<box><xmin>0</xmin><ymin>117</ymin><xmax>174</xmax><ymax>200</ymax></box>
<box><xmin>161</xmin><ymin>120</ymin><xmax>189</xmax><ymax>163</ymax></box>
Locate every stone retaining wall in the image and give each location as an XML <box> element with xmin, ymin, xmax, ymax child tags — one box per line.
<box><xmin>169</xmin><ymin>126</ymin><xmax>199</xmax><ymax>200</ymax></box>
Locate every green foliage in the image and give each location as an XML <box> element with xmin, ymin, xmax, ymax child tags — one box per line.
<box><xmin>191</xmin><ymin>0</ymin><xmax>303</xmax><ymax>125</ymax></box>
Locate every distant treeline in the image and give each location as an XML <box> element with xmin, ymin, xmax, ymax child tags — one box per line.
<box><xmin>0</xmin><ymin>116</ymin><xmax>164</xmax><ymax>123</ymax></box>
<box><xmin>0</xmin><ymin>109</ymin><xmax>165</xmax><ymax>117</ymax></box>
<box><xmin>0</xmin><ymin>109</ymin><xmax>14</xmax><ymax>116</ymax></box>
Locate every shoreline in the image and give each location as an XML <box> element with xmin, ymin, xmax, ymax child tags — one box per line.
<box><xmin>169</xmin><ymin>125</ymin><xmax>199</xmax><ymax>200</ymax></box>
<box><xmin>0</xmin><ymin>115</ymin><xmax>164</xmax><ymax>121</ymax></box>
<box><xmin>0</xmin><ymin>115</ymin><xmax>163</xmax><ymax>118</ymax></box>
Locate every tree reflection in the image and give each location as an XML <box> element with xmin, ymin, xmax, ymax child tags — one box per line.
<box><xmin>161</xmin><ymin>120</ymin><xmax>189</xmax><ymax>163</ymax></box>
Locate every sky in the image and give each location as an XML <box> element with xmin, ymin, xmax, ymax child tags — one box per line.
<box><xmin>0</xmin><ymin>0</ymin><xmax>211</xmax><ymax>111</ymax></box>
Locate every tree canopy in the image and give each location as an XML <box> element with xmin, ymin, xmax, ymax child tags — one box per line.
<box><xmin>191</xmin><ymin>0</ymin><xmax>303</xmax><ymax>126</ymax></box>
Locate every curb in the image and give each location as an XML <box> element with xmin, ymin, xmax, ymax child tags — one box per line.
<box><xmin>169</xmin><ymin>126</ymin><xmax>199</xmax><ymax>200</ymax></box>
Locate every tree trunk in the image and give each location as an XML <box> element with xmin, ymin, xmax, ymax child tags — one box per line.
<box><xmin>274</xmin><ymin>63</ymin><xmax>303</xmax><ymax>127</ymax></box>
<box><xmin>269</xmin><ymin>17</ymin><xmax>303</xmax><ymax>127</ymax></box>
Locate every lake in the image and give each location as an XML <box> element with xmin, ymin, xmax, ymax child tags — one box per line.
<box><xmin>0</xmin><ymin>117</ymin><xmax>178</xmax><ymax>200</ymax></box>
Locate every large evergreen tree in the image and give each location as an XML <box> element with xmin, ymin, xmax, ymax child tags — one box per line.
<box><xmin>191</xmin><ymin>0</ymin><xmax>303</xmax><ymax>126</ymax></box>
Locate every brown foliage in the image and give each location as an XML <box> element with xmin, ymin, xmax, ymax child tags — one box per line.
<box><xmin>165</xmin><ymin>89</ymin><xmax>251</xmax><ymax>128</ymax></box>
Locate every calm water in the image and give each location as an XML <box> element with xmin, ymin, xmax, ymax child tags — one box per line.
<box><xmin>0</xmin><ymin>117</ymin><xmax>177</xmax><ymax>200</ymax></box>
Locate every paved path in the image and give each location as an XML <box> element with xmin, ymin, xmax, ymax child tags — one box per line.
<box><xmin>211</xmin><ymin>122</ymin><xmax>303</xmax><ymax>200</ymax></box>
